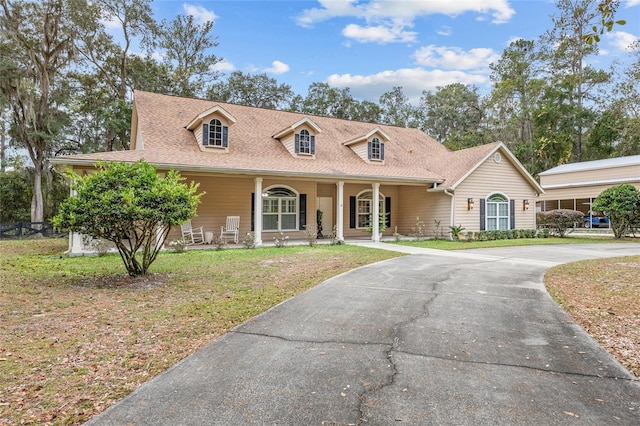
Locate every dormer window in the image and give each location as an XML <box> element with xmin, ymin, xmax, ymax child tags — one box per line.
<box><xmin>369</xmin><ymin>137</ymin><xmax>384</xmax><ymax>161</ymax></box>
<box><xmin>295</xmin><ymin>129</ymin><xmax>315</xmax><ymax>155</ymax></box>
<box><xmin>204</xmin><ymin>119</ymin><xmax>228</xmax><ymax>148</ymax></box>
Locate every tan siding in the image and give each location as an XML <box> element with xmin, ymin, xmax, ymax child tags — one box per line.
<box><xmin>539</xmin><ymin>182</ymin><xmax>640</xmax><ymax>202</ymax></box>
<box><xmin>455</xmin><ymin>157</ymin><xmax>538</xmax><ymax>231</ymax></box>
<box><xmin>540</xmin><ymin>164</ymin><xmax>640</xmax><ymax>187</ymax></box>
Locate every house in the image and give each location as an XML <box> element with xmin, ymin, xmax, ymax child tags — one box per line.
<box><xmin>537</xmin><ymin>155</ymin><xmax>640</xmax><ymax>227</ymax></box>
<box><xmin>52</xmin><ymin>91</ymin><xmax>542</xmax><ymax>253</ymax></box>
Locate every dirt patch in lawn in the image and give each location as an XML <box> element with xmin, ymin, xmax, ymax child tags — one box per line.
<box><xmin>545</xmin><ymin>255</ymin><xmax>640</xmax><ymax>377</ymax></box>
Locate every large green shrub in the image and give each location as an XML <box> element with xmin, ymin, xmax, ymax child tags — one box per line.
<box><xmin>54</xmin><ymin>161</ymin><xmax>202</xmax><ymax>276</ymax></box>
<box><xmin>536</xmin><ymin>209</ymin><xmax>584</xmax><ymax>237</ymax></box>
<box><xmin>592</xmin><ymin>184</ymin><xmax>640</xmax><ymax>239</ymax></box>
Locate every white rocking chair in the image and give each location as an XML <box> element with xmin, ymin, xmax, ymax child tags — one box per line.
<box><xmin>220</xmin><ymin>216</ymin><xmax>240</xmax><ymax>243</ymax></box>
<box><xmin>181</xmin><ymin>220</ymin><xmax>205</xmax><ymax>245</ymax></box>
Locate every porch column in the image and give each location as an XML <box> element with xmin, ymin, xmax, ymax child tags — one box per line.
<box><xmin>372</xmin><ymin>182</ymin><xmax>380</xmax><ymax>242</ymax></box>
<box><xmin>67</xmin><ymin>183</ymin><xmax>84</xmax><ymax>256</ymax></box>
<box><xmin>254</xmin><ymin>178</ymin><xmax>263</xmax><ymax>246</ymax></box>
<box><xmin>336</xmin><ymin>181</ymin><xmax>344</xmax><ymax>241</ymax></box>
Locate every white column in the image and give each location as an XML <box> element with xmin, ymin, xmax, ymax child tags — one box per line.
<box><xmin>336</xmin><ymin>181</ymin><xmax>344</xmax><ymax>241</ymax></box>
<box><xmin>67</xmin><ymin>182</ymin><xmax>85</xmax><ymax>256</ymax></box>
<box><xmin>254</xmin><ymin>178</ymin><xmax>263</xmax><ymax>246</ymax></box>
<box><xmin>372</xmin><ymin>182</ymin><xmax>380</xmax><ymax>242</ymax></box>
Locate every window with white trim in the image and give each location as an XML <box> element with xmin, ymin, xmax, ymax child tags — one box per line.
<box><xmin>206</xmin><ymin>119</ymin><xmax>226</xmax><ymax>147</ymax></box>
<box><xmin>298</xmin><ymin>129</ymin><xmax>311</xmax><ymax>154</ymax></box>
<box><xmin>262</xmin><ymin>187</ymin><xmax>298</xmax><ymax>231</ymax></box>
<box><xmin>369</xmin><ymin>137</ymin><xmax>382</xmax><ymax>160</ymax></box>
<box><xmin>356</xmin><ymin>190</ymin><xmax>385</xmax><ymax>229</ymax></box>
<box><xmin>487</xmin><ymin>193</ymin><xmax>509</xmax><ymax>230</ymax></box>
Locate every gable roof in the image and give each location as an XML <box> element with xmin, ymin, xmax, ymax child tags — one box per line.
<box><xmin>51</xmin><ymin>91</ymin><xmax>540</xmax><ymax>193</ymax></box>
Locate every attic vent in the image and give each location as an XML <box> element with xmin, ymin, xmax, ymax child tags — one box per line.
<box><xmin>494</xmin><ymin>153</ymin><xmax>502</xmax><ymax>163</ymax></box>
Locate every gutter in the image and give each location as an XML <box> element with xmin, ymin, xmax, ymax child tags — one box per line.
<box><xmin>444</xmin><ymin>189</ymin><xmax>454</xmax><ymax>240</ymax></box>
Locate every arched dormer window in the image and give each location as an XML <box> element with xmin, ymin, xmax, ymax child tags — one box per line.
<box><xmin>204</xmin><ymin>118</ymin><xmax>228</xmax><ymax>147</ymax></box>
<box><xmin>356</xmin><ymin>190</ymin><xmax>385</xmax><ymax>229</ymax></box>
<box><xmin>368</xmin><ymin>137</ymin><xmax>384</xmax><ymax>161</ymax></box>
<box><xmin>295</xmin><ymin>129</ymin><xmax>315</xmax><ymax>155</ymax></box>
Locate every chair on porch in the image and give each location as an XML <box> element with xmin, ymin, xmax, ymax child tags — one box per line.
<box><xmin>220</xmin><ymin>216</ymin><xmax>240</xmax><ymax>243</ymax></box>
<box><xmin>181</xmin><ymin>220</ymin><xmax>205</xmax><ymax>245</ymax></box>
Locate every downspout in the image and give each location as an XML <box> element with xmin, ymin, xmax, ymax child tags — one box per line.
<box><xmin>444</xmin><ymin>190</ymin><xmax>454</xmax><ymax>241</ymax></box>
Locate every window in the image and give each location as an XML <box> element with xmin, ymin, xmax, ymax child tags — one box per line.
<box><xmin>486</xmin><ymin>193</ymin><xmax>509</xmax><ymax>230</ymax></box>
<box><xmin>295</xmin><ymin>130</ymin><xmax>315</xmax><ymax>155</ymax></box>
<box><xmin>262</xmin><ymin>187</ymin><xmax>298</xmax><ymax>231</ymax></box>
<box><xmin>356</xmin><ymin>190</ymin><xmax>385</xmax><ymax>229</ymax></box>
<box><xmin>368</xmin><ymin>137</ymin><xmax>384</xmax><ymax>161</ymax></box>
<box><xmin>204</xmin><ymin>119</ymin><xmax>228</xmax><ymax>147</ymax></box>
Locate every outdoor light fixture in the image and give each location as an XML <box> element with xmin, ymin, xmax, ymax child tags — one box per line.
<box><xmin>467</xmin><ymin>198</ymin><xmax>474</xmax><ymax>210</ymax></box>
<box><xmin>523</xmin><ymin>199</ymin><xmax>530</xmax><ymax>211</ymax></box>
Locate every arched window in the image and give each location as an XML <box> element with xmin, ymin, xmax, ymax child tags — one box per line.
<box><xmin>207</xmin><ymin>119</ymin><xmax>225</xmax><ymax>147</ymax></box>
<box><xmin>298</xmin><ymin>129</ymin><xmax>311</xmax><ymax>154</ymax></box>
<box><xmin>356</xmin><ymin>190</ymin><xmax>385</xmax><ymax>229</ymax></box>
<box><xmin>486</xmin><ymin>193</ymin><xmax>509</xmax><ymax>230</ymax></box>
<box><xmin>369</xmin><ymin>137</ymin><xmax>382</xmax><ymax>160</ymax></box>
<box><xmin>263</xmin><ymin>187</ymin><xmax>298</xmax><ymax>231</ymax></box>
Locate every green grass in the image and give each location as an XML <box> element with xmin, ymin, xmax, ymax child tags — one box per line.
<box><xmin>392</xmin><ymin>235</ymin><xmax>630</xmax><ymax>250</ymax></box>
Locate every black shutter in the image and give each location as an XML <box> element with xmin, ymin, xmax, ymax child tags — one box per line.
<box><xmin>385</xmin><ymin>197</ymin><xmax>391</xmax><ymax>227</ymax></box>
<box><xmin>380</xmin><ymin>143</ymin><xmax>385</xmax><ymax>161</ymax></box>
<box><xmin>299</xmin><ymin>194</ymin><xmax>307</xmax><ymax>230</ymax></box>
<box><xmin>222</xmin><ymin>126</ymin><xmax>229</xmax><ymax>147</ymax></box>
<box><xmin>251</xmin><ymin>193</ymin><xmax>255</xmax><ymax>232</ymax></box>
<box><xmin>349</xmin><ymin>196</ymin><xmax>356</xmax><ymax>228</ymax></box>
<box><xmin>480</xmin><ymin>199</ymin><xmax>486</xmax><ymax>231</ymax></box>
<box><xmin>294</xmin><ymin>133</ymin><xmax>300</xmax><ymax>153</ymax></box>
<box><xmin>202</xmin><ymin>123</ymin><xmax>209</xmax><ymax>146</ymax></box>
<box><xmin>510</xmin><ymin>199</ymin><xmax>515</xmax><ymax>229</ymax></box>
<box><xmin>367</xmin><ymin>141</ymin><xmax>372</xmax><ymax>159</ymax></box>
<box><xmin>310</xmin><ymin>135</ymin><xmax>315</xmax><ymax>154</ymax></box>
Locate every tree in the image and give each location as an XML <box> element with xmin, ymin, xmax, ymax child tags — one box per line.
<box><xmin>379</xmin><ymin>86</ymin><xmax>420</xmax><ymax>128</ymax></box>
<box><xmin>207</xmin><ymin>71</ymin><xmax>294</xmax><ymax>109</ymax></box>
<box><xmin>0</xmin><ymin>0</ymin><xmax>77</xmax><ymax>223</ymax></box>
<box><xmin>54</xmin><ymin>161</ymin><xmax>203</xmax><ymax>276</ymax></box>
<box><xmin>419</xmin><ymin>83</ymin><xmax>485</xmax><ymax>148</ymax></box>
<box><xmin>0</xmin><ymin>157</ymin><xmax>31</xmax><ymax>222</ymax></box>
<box><xmin>536</xmin><ymin>209</ymin><xmax>585</xmax><ymax>237</ymax></box>
<box><xmin>298</xmin><ymin>82</ymin><xmax>357</xmax><ymax>119</ymax></box>
<box><xmin>539</xmin><ymin>0</ymin><xmax>611</xmax><ymax>162</ymax></box>
<box><xmin>592</xmin><ymin>184</ymin><xmax>640</xmax><ymax>239</ymax></box>
<box><xmin>489</xmin><ymin>39</ymin><xmax>545</xmax><ymax>171</ymax></box>
<box><xmin>158</xmin><ymin>14</ymin><xmax>221</xmax><ymax>98</ymax></box>
<box><xmin>582</xmin><ymin>0</ymin><xmax>626</xmax><ymax>45</ymax></box>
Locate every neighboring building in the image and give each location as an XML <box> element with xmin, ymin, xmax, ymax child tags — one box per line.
<box><xmin>537</xmin><ymin>155</ymin><xmax>640</xmax><ymax>225</ymax></box>
<box><xmin>52</xmin><ymin>91</ymin><xmax>542</xmax><ymax>253</ymax></box>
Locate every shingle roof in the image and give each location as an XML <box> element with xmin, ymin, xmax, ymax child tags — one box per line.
<box><xmin>52</xmin><ymin>91</ymin><xmax>518</xmax><ymax>186</ymax></box>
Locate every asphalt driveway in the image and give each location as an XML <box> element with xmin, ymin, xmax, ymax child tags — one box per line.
<box><xmin>87</xmin><ymin>243</ymin><xmax>640</xmax><ymax>425</ymax></box>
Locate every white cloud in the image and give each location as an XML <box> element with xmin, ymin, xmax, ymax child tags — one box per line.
<box><xmin>100</xmin><ymin>15</ymin><xmax>122</xmax><ymax>30</ymax></box>
<box><xmin>605</xmin><ymin>31</ymin><xmax>639</xmax><ymax>51</ymax></box>
<box><xmin>342</xmin><ymin>23</ymin><xmax>417</xmax><ymax>43</ymax></box>
<box><xmin>626</xmin><ymin>0</ymin><xmax>640</xmax><ymax>7</ymax></box>
<box><xmin>437</xmin><ymin>26</ymin><xmax>452</xmax><ymax>36</ymax></box>
<box><xmin>326</xmin><ymin>68</ymin><xmax>489</xmax><ymax>103</ymax></box>
<box><xmin>182</xmin><ymin>3</ymin><xmax>217</xmax><ymax>25</ymax></box>
<box><xmin>212</xmin><ymin>59</ymin><xmax>235</xmax><ymax>72</ymax></box>
<box><xmin>414</xmin><ymin>45</ymin><xmax>500</xmax><ymax>70</ymax></box>
<box><xmin>264</xmin><ymin>60</ymin><xmax>290</xmax><ymax>75</ymax></box>
<box><xmin>296</xmin><ymin>0</ymin><xmax>515</xmax><ymax>27</ymax></box>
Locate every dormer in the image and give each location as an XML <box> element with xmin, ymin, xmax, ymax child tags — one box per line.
<box><xmin>272</xmin><ymin>117</ymin><xmax>321</xmax><ymax>159</ymax></box>
<box><xmin>343</xmin><ymin>127</ymin><xmax>390</xmax><ymax>164</ymax></box>
<box><xmin>185</xmin><ymin>105</ymin><xmax>237</xmax><ymax>153</ymax></box>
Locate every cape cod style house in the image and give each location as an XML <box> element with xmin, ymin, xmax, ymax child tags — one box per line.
<box><xmin>52</xmin><ymin>91</ymin><xmax>543</xmax><ymax>253</ymax></box>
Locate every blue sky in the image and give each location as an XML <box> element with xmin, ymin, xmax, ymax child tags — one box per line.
<box><xmin>137</xmin><ymin>0</ymin><xmax>640</xmax><ymax>103</ymax></box>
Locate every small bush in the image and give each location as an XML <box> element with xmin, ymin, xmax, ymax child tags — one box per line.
<box><xmin>273</xmin><ymin>232</ymin><xmax>289</xmax><ymax>248</ymax></box>
<box><xmin>536</xmin><ymin>209</ymin><xmax>584</xmax><ymax>237</ymax></box>
<box><xmin>242</xmin><ymin>232</ymin><xmax>256</xmax><ymax>249</ymax></box>
<box><xmin>411</xmin><ymin>217</ymin><xmax>426</xmax><ymax>241</ymax></box>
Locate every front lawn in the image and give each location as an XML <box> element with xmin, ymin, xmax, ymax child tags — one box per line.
<box><xmin>0</xmin><ymin>239</ymin><xmax>401</xmax><ymax>425</ymax></box>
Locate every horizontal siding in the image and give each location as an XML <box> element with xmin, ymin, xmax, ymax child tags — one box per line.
<box><xmin>539</xmin><ymin>182</ymin><xmax>640</xmax><ymax>201</ymax></box>
<box><xmin>540</xmin><ymin>164</ymin><xmax>640</xmax><ymax>187</ymax></box>
<box><xmin>455</xmin><ymin>156</ymin><xmax>537</xmax><ymax>231</ymax></box>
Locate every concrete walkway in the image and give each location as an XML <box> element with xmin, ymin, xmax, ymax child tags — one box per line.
<box><xmin>87</xmin><ymin>243</ymin><xmax>640</xmax><ymax>425</ymax></box>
